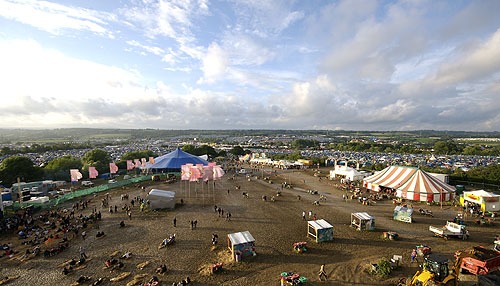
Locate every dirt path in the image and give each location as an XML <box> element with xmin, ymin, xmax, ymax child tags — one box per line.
<box><xmin>1</xmin><ymin>167</ymin><xmax>497</xmax><ymax>285</ymax></box>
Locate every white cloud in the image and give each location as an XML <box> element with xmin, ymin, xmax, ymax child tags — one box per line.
<box><xmin>126</xmin><ymin>40</ymin><xmax>165</xmax><ymax>56</ymax></box>
<box><xmin>198</xmin><ymin>42</ymin><xmax>228</xmax><ymax>84</ymax></box>
<box><xmin>0</xmin><ymin>0</ymin><xmax>114</xmax><ymax>37</ymax></box>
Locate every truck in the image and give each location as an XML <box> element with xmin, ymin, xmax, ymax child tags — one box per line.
<box><xmin>458</xmin><ymin>246</ymin><xmax>500</xmax><ymax>275</ymax></box>
<box><xmin>429</xmin><ymin>221</ymin><xmax>469</xmax><ymax>240</ymax></box>
<box><xmin>406</xmin><ymin>253</ymin><xmax>460</xmax><ymax>286</ymax></box>
<box><xmin>404</xmin><ymin>250</ymin><xmax>482</xmax><ymax>286</ymax></box>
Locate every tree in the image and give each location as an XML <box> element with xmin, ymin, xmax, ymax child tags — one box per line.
<box><xmin>182</xmin><ymin>144</ymin><xmax>196</xmax><ymax>155</ymax></box>
<box><xmin>229</xmin><ymin>146</ymin><xmax>246</xmax><ymax>156</ymax></box>
<box><xmin>120</xmin><ymin>150</ymin><xmax>156</xmax><ymax>161</ymax></box>
<box><xmin>0</xmin><ymin>156</ymin><xmax>44</xmax><ymax>186</ymax></box>
<box><xmin>81</xmin><ymin>149</ymin><xmax>112</xmax><ymax>175</ymax></box>
<box><xmin>433</xmin><ymin>140</ymin><xmax>460</xmax><ymax>155</ymax></box>
<box><xmin>44</xmin><ymin>155</ymin><xmax>82</xmax><ymax>181</ymax></box>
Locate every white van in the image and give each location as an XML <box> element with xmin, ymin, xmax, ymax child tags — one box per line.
<box><xmin>81</xmin><ymin>181</ymin><xmax>94</xmax><ymax>187</ymax></box>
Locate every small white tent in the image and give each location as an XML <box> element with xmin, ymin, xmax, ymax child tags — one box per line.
<box><xmin>147</xmin><ymin>189</ymin><xmax>176</xmax><ymax>209</ymax></box>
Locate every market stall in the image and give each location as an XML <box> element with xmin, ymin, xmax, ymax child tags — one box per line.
<box><xmin>351</xmin><ymin>212</ymin><xmax>375</xmax><ymax>231</ymax></box>
<box><xmin>393</xmin><ymin>205</ymin><xmax>413</xmax><ymax>223</ymax></box>
<box><xmin>307</xmin><ymin>219</ymin><xmax>334</xmax><ymax>243</ymax></box>
<box><xmin>227</xmin><ymin>231</ymin><xmax>255</xmax><ymax>262</ymax></box>
<box><xmin>461</xmin><ymin>190</ymin><xmax>500</xmax><ymax>213</ymax></box>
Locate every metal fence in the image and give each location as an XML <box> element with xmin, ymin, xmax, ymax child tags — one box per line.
<box><xmin>7</xmin><ymin>175</ymin><xmax>151</xmax><ymax>211</ymax></box>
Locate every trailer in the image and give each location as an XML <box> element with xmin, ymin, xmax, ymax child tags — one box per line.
<box><xmin>429</xmin><ymin>221</ymin><xmax>469</xmax><ymax>240</ymax></box>
<box><xmin>459</xmin><ymin>246</ymin><xmax>500</xmax><ymax>275</ymax></box>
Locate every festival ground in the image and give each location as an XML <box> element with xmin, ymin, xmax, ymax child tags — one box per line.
<box><xmin>1</xmin><ymin>166</ymin><xmax>498</xmax><ymax>285</ymax></box>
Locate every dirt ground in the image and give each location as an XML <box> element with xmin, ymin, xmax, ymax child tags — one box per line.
<box><xmin>1</xmin><ymin>166</ymin><xmax>499</xmax><ymax>286</ymax></box>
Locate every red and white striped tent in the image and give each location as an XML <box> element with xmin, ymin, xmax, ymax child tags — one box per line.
<box><xmin>363</xmin><ymin>166</ymin><xmax>455</xmax><ymax>203</ymax></box>
<box><xmin>363</xmin><ymin>166</ymin><xmax>417</xmax><ymax>192</ymax></box>
<box><xmin>396</xmin><ymin>169</ymin><xmax>455</xmax><ymax>203</ymax></box>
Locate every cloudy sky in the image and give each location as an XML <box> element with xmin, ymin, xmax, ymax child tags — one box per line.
<box><xmin>0</xmin><ymin>0</ymin><xmax>499</xmax><ymax>131</ymax></box>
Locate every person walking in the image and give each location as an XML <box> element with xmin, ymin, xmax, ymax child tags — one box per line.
<box><xmin>79</xmin><ymin>246</ymin><xmax>87</xmax><ymax>259</ymax></box>
<box><xmin>173</xmin><ymin>217</ymin><xmax>177</xmax><ymax>227</ymax></box>
<box><xmin>411</xmin><ymin>249</ymin><xmax>418</xmax><ymax>263</ymax></box>
<box><xmin>302</xmin><ymin>211</ymin><xmax>306</xmax><ymax>221</ymax></box>
<box><xmin>318</xmin><ymin>264</ymin><xmax>328</xmax><ymax>281</ymax></box>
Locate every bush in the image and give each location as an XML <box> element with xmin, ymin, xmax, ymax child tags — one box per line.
<box><xmin>374</xmin><ymin>258</ymin><xmax>392</xmax><ymax>278</ymax></box>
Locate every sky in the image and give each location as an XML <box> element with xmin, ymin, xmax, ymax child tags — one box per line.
<box><xmin>0</xmin><ymin>0</ymin><xmax>499</xmax><ymax>131</ymax></box>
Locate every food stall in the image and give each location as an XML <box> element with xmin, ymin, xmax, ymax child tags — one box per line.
<box><xmin>461</xmin><ymin>190</ymin><xmax>500</xmax><ymax>213</ymax></box>
<box><xmin>227</xmin><ymin>231</ymin><xmax>255</xmax><ymax>262</ymax></box>
<box><xmin>393</xmin><ymin>205</ymin><xmax>413</xmax><ymax>223</ymax></box>
<box><xmin>351</xmin><ymin>212</ymin><xmax>375</xmax><ymax>231</ymax></box>
<box><xmin>307</xmin><ymin>219</ymin><xmax>334</xmax><ymax>243</ymax></box>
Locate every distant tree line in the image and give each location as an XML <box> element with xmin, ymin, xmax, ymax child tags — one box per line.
<box><xmin>0</xmin><ymin>142</ymin><xmax>94</xmax><ymax>156</ymax></box>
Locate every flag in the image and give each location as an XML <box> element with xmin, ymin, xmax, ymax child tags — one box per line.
<box><xmin>141</xmin><ymin>158</ymin><xmax>147</xmax><ymax>167</ymax></box>
<box><xmin>88</xmin><ymin>166</ymin><xmax>98</xmax><ymax>179</ymax></box>
<box><xmin>70</xmin><ymin>169</ymin><xmax>83</xmax><ymax>182</ymax></box>
<box><xmin>181</xmin><ymin>164</ymin><xmax>192</xmax><ymax>181</ymax></box>
<box><xmin>190</xmin><ymin>166</ymin><xmax>202</xmax><ymax>182</ymax></box>
<box><xmin>126</xmin><ymin>160</ymin><xmax>135</xmax><ymax>170</ymax></box>
<box><xmin>149</xmin><ymin>157</ymin><xmax>155</xmax><ymax>164</ymax></box>
<box><xmin>134</xmin><ymin>159</ymin><xmax>141</xmax><ymax>168</ymax></box>
<box><xmin>109</xmin><ymin>162</ymin><xmax>119</xmax><ymax>174</ymax></box>
<box><xmin>203</xmin><ymin>165</ymin><xmax>213</xmax><ymax>181</ymax></box>
<box><xmin>213</xmin><ymin>165</ymin><xmax>225</xmax><ymax>180</ymax></box>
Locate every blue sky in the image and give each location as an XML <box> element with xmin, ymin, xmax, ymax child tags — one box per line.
<box><xmin>0</xmin><ymin>0</ymin><xmax>499</xmax><ymax>131</ymax></box>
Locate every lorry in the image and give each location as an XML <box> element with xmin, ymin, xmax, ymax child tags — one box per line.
<box><xmin>429</xmin><ymin>221</ymin><xmax>469</xmax><ymax>240</ymax></box>
<box><xmin>458</xmin><ymin>246</ymin><xmax>500</xmax><ymax>275</ymax></box>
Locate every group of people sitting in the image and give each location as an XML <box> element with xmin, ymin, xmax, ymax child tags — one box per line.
<box><xmin>159</xmin><ymin>234</ymin><xmax>176</xmax><ymax>248</ymax></box>
<box><xmin>104</xmin><ymin>258</ymin><xmax>124</xmax><ymax>271</ymax></box>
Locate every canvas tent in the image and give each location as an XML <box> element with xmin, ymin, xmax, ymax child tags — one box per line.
<box><xmin>227</xmin><ymin>231</ymin><xmax>255</xmax><ymax>262</ymax></box>
<box><xmin>148</xmin><ymin>148</ymin><xmax>209</xmax><ymax>171</ymax></box>
<box><xmin>363</xmin><ymin>166</ymin><xmax>454</xmax><ymax>203</ymax></box>
<box><xmin>147</xmin><ymin>189</ymin><xmax>176</xmax><ymax>209</ymax></box>
<box><xmin>307</xmin><ymin>219</ymin><xmax>334</xmax><ymax>243</ymax></box>
<box><xmin>329</xmin><ymin>165</ymin><xmax>367</xmax><ymax>182</ymax></box>
<box><xmin>461</xmin><ymin>190</ymin><xmax>500</xmax><ymax>213</ymax></box>
<box><xmin>363</xmin><ymin>166</ymin><xmax>417</xmax><ymax>192</ymax></box>
<box><xmin>396</xmin><ymin>169</ymin><xmax>454</xmax><ymax>203</ymax></box>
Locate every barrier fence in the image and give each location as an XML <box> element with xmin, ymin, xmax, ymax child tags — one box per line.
<box><xmin>6</xmin><ymin>175</ymin><xmax>152</xmax><ymax>212</ymax></box>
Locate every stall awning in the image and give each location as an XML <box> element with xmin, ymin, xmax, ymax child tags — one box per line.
<box><xmin>352</xmin><ymin>212</ymin><xmax>374</xmax><ymax>220</ymax></box>
<box><xmin>308</xmin><ymin>219</ymin><xmax>333</xmax><ymax>230</ymax></box>
<box><xmin>228</xmin><ymin>231</ymin><xmax>255</xmax><ymax>245</ymax></box>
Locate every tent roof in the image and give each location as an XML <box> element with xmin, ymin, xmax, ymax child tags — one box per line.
<box><xmin>463</xmin><ymin>190</ymin><xmax>500</xmax><ymax>198</ymax></box>
<box><xmin>363</xmin><ymin>166</ymin><xmax>417</xmax><ymax>189</ymax></box>
<box><xmin>397</xmin><ymin>169</ymin><xmax>455</xmax><ymax>196</ymax></box>
<box><xmin>228</xmin><ymin>231</ymin><xmax>255</xmax><ymax>245</ymax></box>
<box><xmin>148</xmin><ymin>148</ymin><xmax>209</xmax><ymax>169</ymax></box>
<box><xmin>148</xmin><ymin>189</ymin><xmax>176</xmax><ymax>198</ymax></box>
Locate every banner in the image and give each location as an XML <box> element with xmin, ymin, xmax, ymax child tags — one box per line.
<box><xmin>126</xmin><ymin>160</ymin><xmax>135</xmax><ymax>171</ymax></box>
<box><xmin>70</xmin><ymin>169</ymin><xmax>83</xmax><ymax>182</ymax></box>
<box><xmin>109</xmin><ymin>162</ymin><xmax>119</xmax><ymax>174</ymax></box>
<box><xmin>88</xmin><ymin>166</ymin><xmax>98</xmax><ymax>179</ymax></box>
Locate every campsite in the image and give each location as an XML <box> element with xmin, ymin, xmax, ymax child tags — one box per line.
<box><xmin>1</xmin><ymin>161</ymin><xmax>500</xmax><ymax>285</ymax></box>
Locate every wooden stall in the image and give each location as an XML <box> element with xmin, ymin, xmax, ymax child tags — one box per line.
<box><xmin>307</xmin><ymin>219</ymin><xmax>334</xmax><ymax>243</ymax></box>
<box><xmin>227</xmin><ymin>231</ymin><xmax>255</xmax><ymax>262</ymax></box>
<box><xmin>351</xmin><ymin>212</ymin><xmax>375</xmax><ymax>231</ymax></box>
